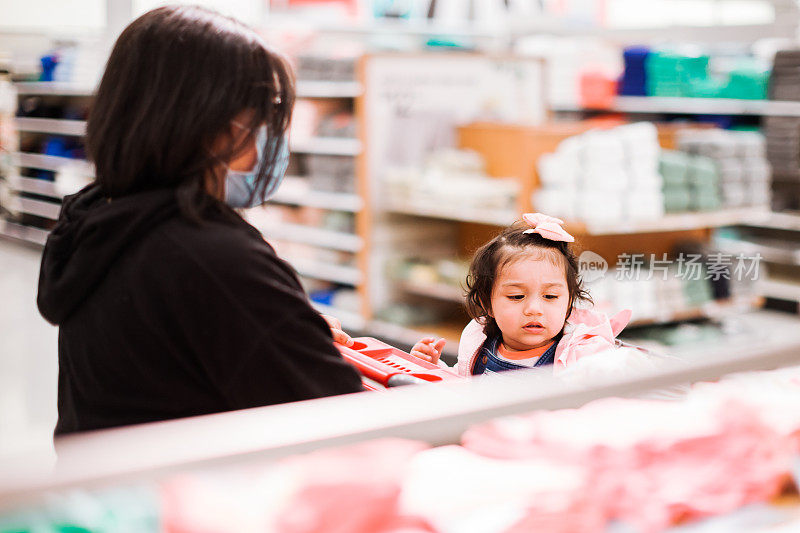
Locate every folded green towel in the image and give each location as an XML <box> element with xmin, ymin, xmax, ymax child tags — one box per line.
<box><xmin>663</xmin><ymin>186</ymin><xmax>692</xmax><ymax>212</ymax></box>
<box><xmin>660</xmin><ymin>151</ymin><xmax>690</xmax><ymax>186</ymax></box>
<box><xmin>690</xmin><ymin>192</ymin><xmax>722</xmax><ymax>211</ymax></box>
<box><xmin>687</xmin><ymin>156</ymin><xmax>719</xmax><ymax>187</ymax></box>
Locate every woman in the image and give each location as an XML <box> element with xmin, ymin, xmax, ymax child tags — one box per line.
<box><xmin>36</xmin><ymin>5</ymin><xmax>363</xmax><ymax>436</ymax></box>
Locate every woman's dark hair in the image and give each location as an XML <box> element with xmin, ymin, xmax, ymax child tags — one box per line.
<box><xmin>465</xmin><ymin>221</ymin><xmax>592</xmax><ymax>340</ymax></box>
<box><xmin>86</xmin><ymin>5</ymin><xmax>294</xmax><ymax>218</ymax></box>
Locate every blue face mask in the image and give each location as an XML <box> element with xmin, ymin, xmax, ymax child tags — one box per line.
<box><xmin>224</xmin><ymin>124</ymin><xmax>290</xmax><ymax>208</ymax></box>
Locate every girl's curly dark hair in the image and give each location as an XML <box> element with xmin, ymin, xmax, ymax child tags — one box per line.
<box><xmin>465</xmin><ymin>221</ymin><xmax>592</xmax><ymax>340</ymax></box>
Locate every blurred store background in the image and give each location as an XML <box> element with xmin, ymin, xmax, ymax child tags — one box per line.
<box><xmin>3</xmin><ymin>1</ymin><xmax>800</xmax><ymax>531</ymax></box>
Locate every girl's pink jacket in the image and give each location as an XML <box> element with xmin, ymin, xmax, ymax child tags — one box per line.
<box><xmin>453</xmin><ymin>308</ymin><xmax>633</xmax><ymax>377</ymax></box>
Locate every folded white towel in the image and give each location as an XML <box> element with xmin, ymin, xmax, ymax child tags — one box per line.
<box><xmin>533</xmin><ymin>188</ymin><xmax>576</xmax><ymax>221</ymax></box>
<box><xmin>624</xmin><ymin>192</ymin><xmax>665</xmax><ymax>220</ymax></box>
<box><xmin>538</xmin><ymin>153</ymin><xmax>579</xmax><ymax>187</ymax></box>
<box><xmin>577</xmin><ymin>193</ymin><xmax>624</xmax><ymax>222</ymax></box>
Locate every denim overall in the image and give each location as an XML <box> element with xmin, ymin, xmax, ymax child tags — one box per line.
<box><xmin>471</xmin><ymin>334</ymin><xmax>561</xmax><ymax>375</ymax></box>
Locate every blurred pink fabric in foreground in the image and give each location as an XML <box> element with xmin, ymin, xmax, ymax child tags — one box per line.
<box><xmin>162</xmin><ymin>439</ymin><xmax>433</xmax><ymax>533</ymax></box>
<box><xmin>161</xmin><ymin>368</ymin><xmax>800</xmax><ymax>533</ymax></box>
<box><xmin>463</xmin><ymin>391</ymin><xmax>797</xmax><ymax>532</ymax></box>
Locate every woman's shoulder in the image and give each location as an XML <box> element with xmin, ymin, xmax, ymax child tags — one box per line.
<box><xmin>141</xmin><ymin>212</ymin><xmax>301</xmax><ymax>292</ymax></box>
<box><xmin>130</xmin><ymin>213</ymin><xmax>313</xmax><ymax>333</ymax></box>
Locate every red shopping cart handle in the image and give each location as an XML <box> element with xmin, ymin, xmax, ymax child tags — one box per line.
<box><xmin>335</xmin><ymin>337</ymin><xmax>460</xmax><ymax>388</ymax></box>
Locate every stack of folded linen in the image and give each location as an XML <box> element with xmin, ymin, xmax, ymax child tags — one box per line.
<box><xmin>534</xmin><ymin>122</ymin><xmax>664</xmax><ymax>224</ymax></box>
<box><xmin>677</xmin><ymin>129</ymin><xmax>770</xmax><ymax>210</ymax></box>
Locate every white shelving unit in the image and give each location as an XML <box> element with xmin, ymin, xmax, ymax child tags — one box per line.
<box><xmin>282</xmin><ymin>16</ymin><xmax>797</xmax><ymax>45</ymax></box>
<box><xmin>383</xmin><ymin>205</ymin><xmax>773</xmax><ymax>239</ymax></box>
<box><xmin>13</xmin><ymin>152</ymin><xmax>93</xmax><ymax>177</ymax></box>
<box><xmin>0</xmin><ymin>84</ymin><xmax>94</xmax><ymax>241</ymax></box>
<box><xmin>713</xmin><ymin>235</ymin><xmax>800</xmax><ymax>266</ymax></box>
<box><xmin>290</xmin><ymin>137</ymin><xmax>362</xmax><ymax>156</ymax></box>
<box><xmin>15</xmin><ymin>117</ymin><xmax>87</xmax><ymax>136</ymax></box>
<box><xmin>554</xmin><ymin>97</ymin><xmax>800</xmax><ymax>117</ymax></box>
<box><xmin>398</xmin><ymin>280</ymin><xmax>464</xmax><ymax>304</ymax></box>
<box><xmin>367</xmin><ymin>319</ymin><xmax>461</xmax><ymax>359</ymax></box>
<box><xmin>270</xmin><ymin>176</ymin><xmax>362</xmax><ymax>212</ymax></box>
<box><xmin>744</xmin><ymin>211</ymin><xmax>800</xmax><ymax>232</ymax></box>
<box><xmin>551</xmin><ymin>94</ymin><xmax>800</xmax><ymax>310</ymax></box>
<box><xmin>11</xmin><ymin>82</ymin><xmax>94</xmax><ymax>96</ymax></box>
<box><xmin>280</xmin><ymin>71</ymin><xmax>369</xmax><ymax>325</ymax></box>
<box><xmin>288</xmin><ymin>257</ymin><xmax>362</xmax><ymax>286</ymax></box>
<box><xmin>565</xmin><ymin>208</ymin><xmax>773</xmax><ymax>236</ymax></box>
<box><xmin>311</xmin><ymin>301</ymin><xmax>366</xmax><ymax>331</ymax></box>
<box><xmin>9</xmin><ymin>197</ymin><xmax>61</xmax><ymax>220</ymax></box>
<box><xmin>296</xmin><ymin>81</ymin><xmax>363</xmax><ymax>99</ymax></box>
<box><xmin>258</xmin><ymin>221</ymin><xmax>362</xmax><ymax>253</ymax></box>
<box><xmin>385</xmin><ymin>199</ymin><xmax>517</xmax><ymax>227</ymax></box>
<box><xmin>9</xmin><ymin>176</ymin><xmax>69</xmax><ymax>198</ymax></box>
<box><xmin>758</xmin><ymin>278</ymin><xmax>800</xmax><ymax>304</ymax></box>
<box><xmin>4</xmin><ymin>81</ymin><xmax>374</xmax><ymax>328</ymax></box>
<box><xmin>627</xmin><ymin>295</ymin><xmax>763</xmax><ymax>328</ymax></box>
<box><xmin>0</xmin><ymin>219</ymin><xmax>49</xmax><ymax>246</ymax></box>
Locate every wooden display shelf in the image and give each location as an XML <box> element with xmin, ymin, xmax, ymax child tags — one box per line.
<box><xmin>456</xmin><ymin>121</ymin><xmax>696</xmax><ymax>219</ymax></box>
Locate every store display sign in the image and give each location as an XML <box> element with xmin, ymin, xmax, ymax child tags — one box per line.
<box><xmin>364</xmin><ymin>53</ymin><xmax>545</xmax><ymax>177</ymax></box>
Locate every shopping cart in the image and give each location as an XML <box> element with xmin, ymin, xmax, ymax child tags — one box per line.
<box><xmin>335</xmin><ymin>337</ymin><xmax>461</xmax><ymax>390</ymax></box>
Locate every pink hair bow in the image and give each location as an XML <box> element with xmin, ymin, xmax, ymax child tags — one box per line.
<box><xmin>522</xmin><ymin>213</ymin><xmax>575</xmax><ymax>242</ymax></box>
<box><xmin>554</xmin><ymin>308</ymin><xmax>632</xmax><ymax>372</ymax></box>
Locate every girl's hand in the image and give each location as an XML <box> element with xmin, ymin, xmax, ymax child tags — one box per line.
<box><xmin>321</xmin><ymin>314</ymin><xmax>354</xmax><ymax>347</ymax></box>
<box><xmin>410</xmin><ymin>337</ymin><xmax>447</xmax><ymax>364</ymax></box>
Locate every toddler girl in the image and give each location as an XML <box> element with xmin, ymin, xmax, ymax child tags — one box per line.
<box><xmin>412</xmin><ymin>213</ymin><xmax>631</xmax><ymax>376</ymax></box>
